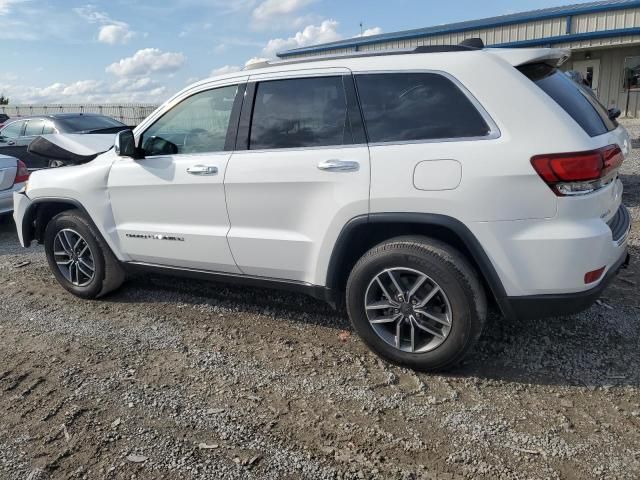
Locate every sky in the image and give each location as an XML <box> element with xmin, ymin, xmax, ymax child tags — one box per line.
<box><xmin>1</xmin><ymin>0</ymin><xmax>598</xmax><ymax>104</ymax></box>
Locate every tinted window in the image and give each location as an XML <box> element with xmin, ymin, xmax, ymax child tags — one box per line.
<box><xmin>57</xmin><ymin>115</ymin><xmax>125</xmax><ymax>133</ymax></box>
<box><xmin>1</xmin><ymin>121</ymin><xmax>24</xmax><ymax>138</ymax></box>
<box><xmin>142</xmin><ymin>85</ymin><xmax>238</xmax><ymax>156</ymax></box>
<box><xmin>250</xmin><ymin>76</ymin><xmax>352</xmax><ymax>149</ymax></box>
<box><xmin>25</xmin><ymin>119</ymin><xmax>45</xmax><ymax>136</ymax></box>
<box><xmin>355</xmin><ymin>73</ymin><xmax>490</xmax><ymax>143</ymax></box>
<box><xmin>519</xmin><ymin>64</ymin><xmax>616</xmax><ymax>137</ymax></box>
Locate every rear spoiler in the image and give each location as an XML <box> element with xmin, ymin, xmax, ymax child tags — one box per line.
<box><xmin>487</xmin><ymin>47</ymin><xmax>571</xmax><ymax>68</ymax></box>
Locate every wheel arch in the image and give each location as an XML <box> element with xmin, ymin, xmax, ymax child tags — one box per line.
<box><xmin>326</xmin><ymin>213</ymin><xmax>512</xmax><ymax>317</ymax></box>
<box><xmin>22</xmin><ymin>198</ymin><xmax>122</xmax><ymax>261</ymax></box>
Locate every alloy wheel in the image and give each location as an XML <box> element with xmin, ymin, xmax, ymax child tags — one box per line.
<box><xmin>53</xmin><ymin>228</ymin><xmax>96</xmax><ymax>287</ymax></box>
<box><xmin>364</xmin><ymin>267</ymin><xmax>452</xmax><ymax>353</ymax></box>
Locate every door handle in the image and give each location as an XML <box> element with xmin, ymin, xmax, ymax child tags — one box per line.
<box><xmin>187</xmin><ymin>165</ymin><xmax>218</xmax><ymax>176</ymax></box>
<box><xmin>317</xmin><ymin>159</ymin><xmax>360</xmax><ymax>172</ymax></box>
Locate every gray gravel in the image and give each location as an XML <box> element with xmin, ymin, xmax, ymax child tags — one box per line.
<box><xmin>0</xmin><ymin>122</ymin><xmax>638</xmax><ymax>479</ymax></box>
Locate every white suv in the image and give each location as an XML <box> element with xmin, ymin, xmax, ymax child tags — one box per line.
<box><xmin>13</xmin><ymin>41</ymin><xmax>632</xmax><ymax>371</ymax></box>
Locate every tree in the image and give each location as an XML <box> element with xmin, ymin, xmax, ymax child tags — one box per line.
<box><xmin>0</xmin><ymin>94</ymin><xmax>8</xmax><ymax>105</ymax></box>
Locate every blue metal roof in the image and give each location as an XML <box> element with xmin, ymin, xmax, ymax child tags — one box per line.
<box><xmin>278</xmin><ymin>0</ymin><xmax>640</xmax><ymax>57</ymax></box>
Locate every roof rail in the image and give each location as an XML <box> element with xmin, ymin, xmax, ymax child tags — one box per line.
<box><xmin>244</xmin><ymin>38</ymin><xmax>485</xmax><ymax>71</ymax></box>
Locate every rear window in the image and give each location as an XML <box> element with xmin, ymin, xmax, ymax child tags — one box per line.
<box><xmin>57</xmin><ymin>115</ymin><xmax>124</xmax><ymax>133</ymax></box>
<box><xmin>355</xmin><ymin>72</ymin><xmax>491</xmax><ymax>143</ymax></box>
<box><xmin>519</xmin><ymin>63</ymin><xmax>616</xmax><ymax>137</ymax></box>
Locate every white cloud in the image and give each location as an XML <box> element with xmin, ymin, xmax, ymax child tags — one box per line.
<box><xmin>98</xmin><ymin>24</ymin><xmax>134</xmax><ymax>45</ymax></box>
<box><xmin>73</xmin><ymin>4</ymin><xmax>109</xmax><ymax>23</ymax></box>
<box><xmin>262</xmin><ymin>20</ymin><xmax>341</xmax><ymax>57</ymax></box>
<box><xmin>74</xmin><ymin>5</ymin><xmax>136</xmax><ymax>45</ymax></box>
<box><xmin>358</xmin><ymin>27</ymin><xmax>383</xmax><ymax>37</ymax></box>
<box><xmin>62</xmin><ymin>80</ymin><xmax>104</xmax><ymax>96</ymax></box>
<box><xmin>251</xmin><ymin>0</ymin><xmax>318</xmax><ymax>30</ymax></box>
<box><xmin>245</xmin><ymin>57</ymin><xmax>269</xmax><ymax>66</ymax></box>
<box><xmin>106</xmin><ymin>48</ymin><xmax>186</xmax><ymax>77</ymax></box>
<box><xmin>253</xmin><ymin>0</ymin><xmax>314</xmax><ymax>21</ymax></box>
<box><xmin>0</xmin><ymin>0</ymin><xmax>28</xmax><ymax>15</ymax></box>
<box><xmin>211</xmin><ymin>65</ymin><xmax>242</xmax><ymax>76</ymax></box>
<box><xmin>0</xmin><ymin>76</ymin><xmax>168</xmax><ymax>104</ymax></box>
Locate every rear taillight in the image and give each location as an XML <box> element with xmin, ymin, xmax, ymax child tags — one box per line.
<box><xmin>531</xmin><ymin>145</ymin><xmax>624</xmax><ymax>196</ymax></box>
<box><xmin>14</xmin><ymin>160</ymin><xmax>30</xmax><ymax>184</ymax></box>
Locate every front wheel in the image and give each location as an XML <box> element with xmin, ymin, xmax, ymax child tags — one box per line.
<box><xmin>346</xmin><ymin>236</ymin><xmax>487</xmax><ymax>372</ymax></box>
<box><xmin>44</xmin><ymin>210</ymin><xmax>125</xmax><ymax>298</ymax></box>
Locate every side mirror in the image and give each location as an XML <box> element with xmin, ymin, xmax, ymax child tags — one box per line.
<box><xmin>608</xmin><ymin>107</ymin><xmax>621</xmax><ymax>121</ymax></box>
<box><xmin>114</xmin><ymin>130</ymin><xmax>140</xmax><ymax>158</ymax></box>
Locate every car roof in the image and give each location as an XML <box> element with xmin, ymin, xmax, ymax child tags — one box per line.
<box><xmin>184</xmin><ymin>43</ymin><xmax>569</xmax><ymax>93</ymax></box>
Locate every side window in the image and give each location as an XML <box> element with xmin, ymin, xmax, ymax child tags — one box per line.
<box><xmin>250</xmin><ymin>76</ymin><xmax>352</xmax><ymax>150</ymax></box>
<box><xmin>355</xmin><ymin>73</ymin><xmax>491</xmax><ymax>143</ymax></box>
<box><xmin>142</xmin><ymin>85</ymin><xmax>239</xmax><ymax>156</ymax></box>
<box><xmin>25</xmin><ymin>119</ymin><xmax>45</xmax><ymax>136</ymax></box>
<box><xmin>1</xmin><ymin>121</ymin><xmax>25</xmax><ymax>139</ymax></box>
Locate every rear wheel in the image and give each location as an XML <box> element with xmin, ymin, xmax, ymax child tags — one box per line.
<box><xmin>346</xmin><ymin>236</ymin><xmax>486</xmax><ymax>371</ymax></box>
<box><xmin>44</xmin><ymin>210</ymin><xmax>125</xmax><ymax>298</ymax></box>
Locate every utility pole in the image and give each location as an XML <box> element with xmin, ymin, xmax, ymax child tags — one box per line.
<box><xmin>360</xmin><ymin>22</ymin><xmax>363</xmax><ymax>36</ymax></box>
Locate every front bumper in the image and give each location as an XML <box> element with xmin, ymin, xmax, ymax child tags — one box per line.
<box><xmin>13</xmin><ymin>190</ymin><xmax>33</xmax><ymax>247</ymax></box>
<box><xmin>504</xmin><ymin>248</ymin><xmax>630</xmax><ymax>320</ymax></box>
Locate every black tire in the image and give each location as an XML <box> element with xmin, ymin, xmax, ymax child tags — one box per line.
<box><xmin>346</xmin><ymin>236</ymin><xmax>487</xmax><ymax>372</ymax></box>
<box><xmin>44</xmin><ymin>210</ymin><xmax>125</xmax><ymax>299</ymax></box>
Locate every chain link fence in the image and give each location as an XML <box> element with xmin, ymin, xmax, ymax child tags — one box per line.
<box><xmin>0</xmin><ymin>104</ymin><xmax>159</xmax><ymax>126</ymax></box>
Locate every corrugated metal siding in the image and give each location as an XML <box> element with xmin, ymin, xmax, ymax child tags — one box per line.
<box><xmin>572</xmin><ymin>7</ymin><xmax>640</xmax><ymax>32</ymax></box>
<box><xmin>279</xmin><ymin>0</ymin><xmax>640</xmax><ymax>57</ymax></box>
<box><xmin>555</xmin><ymin>33</ymin><xmax>640</xmax><ymax>48</ymax></box>
<box><xmin>569</xmin><ymin>45</ymin><xmax>640</xmax><ymax>115</ymax></box>
<box><xmin>281</xmin><ymin>6</ymin><xmax>640</xmax><ymax>60</ymax></box>
<box><xmin>355</xmin><ymin>17</ymin><xmax>567</xmax><ymax>52</ymax></box>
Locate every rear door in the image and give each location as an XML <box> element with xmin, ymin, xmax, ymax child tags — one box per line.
<box><xmin>21</xmin><ymin>118</ymin><xmax>49</xmax><ymax>169</ymax></box>
<box><xmin>108</xmin><ymin>80</ymin><xmax>247</xmax><ymax>272</ymax></box>
<box><xmin>224</xmin><ymin>72</ymin><xmax>370</xmax><ymax>285</ymax></box>
<box><xmin>0</xmin><ymin>120</ymin><xmax>27</xmax><ymax>165</ymax></box>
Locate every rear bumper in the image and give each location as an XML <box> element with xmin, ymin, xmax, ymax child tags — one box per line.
<box><xmin>504</xmin><ymin>248</ymin><xmax>630</xmax><ymax>320</ymax></box>
<box><xmin>12</xmin><ymin>190</ymin><xmax>33</xmax><ymax>247</ymax></box>
<box><xmin>0</xmin><ymin>182</ymin><xmax>26</xmax><ymax>214</ymax></box>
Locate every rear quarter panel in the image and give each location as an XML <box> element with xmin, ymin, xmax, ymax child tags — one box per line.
<box><xmin>348</xmin><ymin>51</ymin><xmax>589</xmax><ymax>223</ymax></box>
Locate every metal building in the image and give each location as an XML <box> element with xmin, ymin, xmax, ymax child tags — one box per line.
<box><xmin>277</xmin><ymin>0</ymin><xmax>640</xmax><ymax>117</ymax></box>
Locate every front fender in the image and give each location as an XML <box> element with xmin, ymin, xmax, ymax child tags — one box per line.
<box><xmin>15</xmin><ymin>152</ymin><xmax>127</xmax><ymax>261</ymax></box>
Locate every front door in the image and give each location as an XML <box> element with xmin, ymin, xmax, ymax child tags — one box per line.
<box><xmin>573</xmin><ymin>59</ymin><xmax>601</xmax><ymax>96</ymax></box>
<box><xmin>224</xmin><ymin>74</ymin><xmax>370</xmax><ymax>285</ymax></box>
<box><xmin>107</xmin><ymin>82</ymin><xmax>245</xmax><ymax>272</ymax></box>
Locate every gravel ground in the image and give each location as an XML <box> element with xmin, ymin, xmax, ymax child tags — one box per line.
<box><xmin>0</xmin><ymin>124</ymin><xmax>639</xmax><ymax>480</ymax></box>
